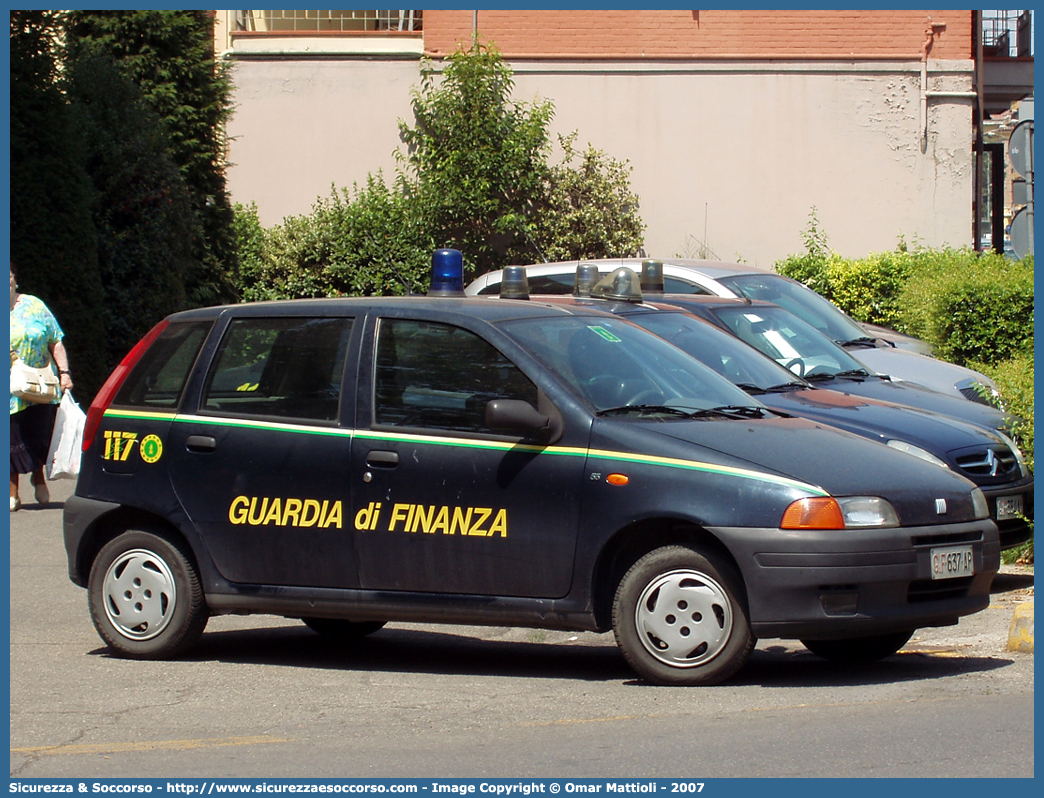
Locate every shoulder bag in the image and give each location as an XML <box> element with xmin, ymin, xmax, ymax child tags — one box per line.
<box><xmin>10</xmin><ymin>349</ymin><xmax>60</xmax><ymax>404</ymax></box>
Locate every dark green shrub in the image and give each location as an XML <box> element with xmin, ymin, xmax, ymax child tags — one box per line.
<box><xmin>10</xmin><ymin>11</ymin><xmax>109</xmax><ymax>403</ymax></box>
<box><xmin>65</xmin><ymin>48</ymin><xmax>194</xmax><ymax>372</ymax></box>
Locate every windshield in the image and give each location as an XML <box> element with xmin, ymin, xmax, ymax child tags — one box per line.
<box><xmin>718</xmin><ymin>274</ymin><xmax>870</xmax><ymax>345</ymax></box>
<box><xmin>711</xmin><ymin>306</ymin><xmax>870</xmax><ymax>379</ymax></box>
<box><xmin>627</xmin><ymin>312</ymin><xmax>804</xmax><ymax>393</ymax></box>
<box><xmin>500</xmin><ymin>315</ymin><xmax>764</xmax><ymax>415</ymax></box>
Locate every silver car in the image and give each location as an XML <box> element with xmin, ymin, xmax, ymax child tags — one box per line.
<box><xmin>466</xmin><ymin>258</ymin><xmax>999</xmax><ymax>404</ymax></box>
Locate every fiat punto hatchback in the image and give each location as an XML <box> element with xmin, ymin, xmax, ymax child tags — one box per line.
<box><xmin>64</xmin><ymin>251</ymin><xmax>1000</xmax><ymax>685</ymax></box>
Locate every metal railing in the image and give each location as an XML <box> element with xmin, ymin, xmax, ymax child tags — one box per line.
<box><xmin>234</xmin><ymin>10</ymin><xmax>423</xmax><ymax>33</ymax></box>
<box><xmin>982</xmin><ymin>10</ymin><xmax>1032</xmax><ymax>57</ymax></box>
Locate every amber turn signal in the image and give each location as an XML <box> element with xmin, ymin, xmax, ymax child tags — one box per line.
<box><xmin>780</xmin><ymin>497</ymin><xmax>845</xmax><ymax>529</ymax></box>
<box><xmin>606</xmin><ymin>474</ymin><xmax>630</xmax><ymax>486</ymax></box>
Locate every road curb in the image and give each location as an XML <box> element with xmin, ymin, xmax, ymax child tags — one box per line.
<box><xmin>1007</xmin><ymin>601</ymin><xmax>1034</xmax><ymax>653</ymax></box>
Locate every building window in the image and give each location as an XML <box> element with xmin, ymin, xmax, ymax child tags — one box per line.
<box><xmin>234</xmin><ymin>10</ymin><xmax>423</xmax><ymax>34</ymax></box>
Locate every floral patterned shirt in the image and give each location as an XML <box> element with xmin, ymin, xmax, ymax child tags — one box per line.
<box><xmin>10</xmin><ymin>294</ymin><xmax>64</xmax><ymax>414</ymax></box>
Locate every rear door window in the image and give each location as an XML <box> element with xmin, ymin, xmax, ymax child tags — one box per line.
<box><xmin>201</xmin><ymin>317</ymin><xmax>353</xmax><ymax>423</ymax></box>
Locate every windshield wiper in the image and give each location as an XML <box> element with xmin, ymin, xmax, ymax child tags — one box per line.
<box><xmin>834</xmin><ymin>368</ymin><xmax>871</xmax><ymax>380</ymax></box>
<box><xmin>597</xmin><ymin>405</ymin><xmax>693</xmax><ymax>418</ymax></box>
<box><xmin>734</xmin><ymin>382</ymin><xmax>766</xmax><ymax>395</ymax></box>
<box><xmin>839</xmin><ymin>336</ymin><xmax>879</xmax><ymax>349</ymax></box>
<box><xmin>764</xmin><ymin>381</ymin><xmax>808</xmax><ymax>392</ymax></box>
<box><xmin>689</xmin><ymin>405</ymin><xmax>769</xmax><ymax>420</ymax></box>
<box><xmin>804</xmin><ymin>373</ymin><xmax>837</xmax><ymax>383</ymax></box>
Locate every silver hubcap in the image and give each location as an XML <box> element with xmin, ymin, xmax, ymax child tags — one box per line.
<box><xmin>635</xmin><ymin>569</ymin><xmax>733</xmax><ymax>668</ymax></box>
<box><xmin>102</xmin><ymin>549</ymin><xmax>177</xmax><ymax>641</ymax></box>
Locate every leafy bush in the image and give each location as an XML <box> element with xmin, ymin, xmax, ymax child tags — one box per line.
<box><xmin>977</xmin><ymin>352</ymin><xmax>1034</xmax><ymax>564</ymax></box>
<box><xmin>531</xmin><ymin>133</ymin><xmax>645</xmax><ymax>262</ymax></box>
<box><xmin>899</xmin><ymin>252</ymin><xmax>1033</xmax><ymax>367</ymax></box>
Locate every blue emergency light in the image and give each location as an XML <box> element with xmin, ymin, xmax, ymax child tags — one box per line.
<box><xmin>427</xmin><ymin>248</ymin><xmax>466</xmax><ymax>296</ymax></box>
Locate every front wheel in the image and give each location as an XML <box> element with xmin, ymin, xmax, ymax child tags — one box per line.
<box><xmin>801</xmin><ymin>631</ymin><xmax>913</xmax><ymax>664</ymax></box>
<box><xmin>612</xmin><ymin>545</ymin><xmax>753</xmax><ymax>685</ymax></box>
<box><xmin>88</xmin><ymin>529</ymin><xmax>208</xmax><ymax>659</ymax></box>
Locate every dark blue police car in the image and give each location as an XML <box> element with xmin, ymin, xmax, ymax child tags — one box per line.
<box><xmin>65</xmin><ymin>250</ymin><xmax>1000</xmax><ymax>685</ymax></box>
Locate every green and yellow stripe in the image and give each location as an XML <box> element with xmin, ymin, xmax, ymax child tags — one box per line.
<box><xmin>103</xmin><ymin>409</ymin><xmax>828</xmax><ymax>496</ymax></box>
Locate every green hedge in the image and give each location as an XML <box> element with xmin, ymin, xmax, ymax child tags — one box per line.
<box><xmin>898</xmin><ymin>252</ymin><xmax>1033</xmax><ymax>367</ymax></box>
<box><xmin>777</xmin><ymin>247</ymin><xmax>1034</xmax><ymax>368</ymax></box>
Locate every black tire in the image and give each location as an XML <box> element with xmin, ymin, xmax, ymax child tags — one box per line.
<box><xmin>612</xmin><ymin>545</ymin><xmax>754</xmax><ymax>686</ymax></box>
<box><xmin>88</xmin><ymin>529</ymin><xmax>208</xmax><ymax>659</ymax></box>
<box><xmin>801</xmin><ymin>631</ymin><xmax>914</xmax><ymax>664</ymax></box>
<box><xmin>302</xmin><ymin>618</ymin><xmax>386</xmax><ymax>639</ymax></box>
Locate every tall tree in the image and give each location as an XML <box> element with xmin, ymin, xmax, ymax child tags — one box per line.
<box><xmin>10</xmin><ymin>10</ymin><xmax>108</xmax><ymax>401</ymax></box>
<box><xmin>64</xmin><ymin>47</ymin><xmax>196</xmax><ymax>368</ymax></box>
<box><xmin>63</xmin><ymin>10</ymin><xmax>238</xmax><ymax>306</ymax></box>
<box><xmin>398</xmin><ymin>44</ymin><xmax>556</xmax><ymax>277</ymax></box>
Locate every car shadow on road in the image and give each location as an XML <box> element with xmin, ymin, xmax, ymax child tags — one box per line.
<box><xmin>991</xmin><ymin>570</ymin><xmax>1034</xmax><ymax>593</ymax></box>
<box><xmin>90</xmin><ymin>622</ymin><xmax>1019</xmax><ymax>688</ymax></box>
<box><xmin>733</xmin><ymin>644</ymin><xmax>1014</xmax><ymax>688</ymax></box>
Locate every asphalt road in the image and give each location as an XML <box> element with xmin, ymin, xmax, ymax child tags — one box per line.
<box><xmin>9</xmin><ymin>479</ymin><xmax>1034</xmax><ymax>779</ymax></box>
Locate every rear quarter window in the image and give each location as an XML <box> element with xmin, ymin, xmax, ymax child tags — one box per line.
<box><xmin>111</xmin><ymin>322</ymin><xmax>212</xmax><ymax>411</ymax></box>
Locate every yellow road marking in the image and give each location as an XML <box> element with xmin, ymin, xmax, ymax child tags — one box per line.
<box><xmin>12</xmin><ymin>735</ymin><xmax>293</xmax><ymax>757</ymax></box>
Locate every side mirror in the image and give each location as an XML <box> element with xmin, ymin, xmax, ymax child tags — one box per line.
<box><xmin>486</xmin><ymin>399</ymin><xmax>555</xmax><ymax>441</ymax></box>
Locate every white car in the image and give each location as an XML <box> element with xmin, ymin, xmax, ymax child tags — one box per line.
<box><xmin>466</xmin><ymin>258</ymin><xmax>999</xmax><ymax>404</ymax></box>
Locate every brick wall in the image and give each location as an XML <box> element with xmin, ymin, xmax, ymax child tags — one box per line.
<box><xmin>424</xmin><ymin>10</ymin><xmax>972</xmax><ymax>60</ymax></box>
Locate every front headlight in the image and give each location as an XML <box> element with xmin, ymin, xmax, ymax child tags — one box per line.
<box><xmin>781</xmin><ymin>496</ymin><xmax>899</xmax><ymax>529</ymax></box>
<box><xmin>997</xmin><ymin>432</ymin><xmax>1030</xmax><ymax>479</ymax></box>
<box><xmin>887</xmin><ymin>439</ymin><xmax>949</xmax><ymax>469</ymax></box>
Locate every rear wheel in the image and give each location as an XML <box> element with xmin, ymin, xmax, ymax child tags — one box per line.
<box><xmin>88</xmin><ymin>529</ymin><xmax>208</xmax><ymax>659</ymax></box>
<box><xmin>801</xmin><ymin>631</ymin><xmax>914</xmax><ymax>664</ymax></box>
<box><xmin>612</xmin><ymin>545</ymin><xmax>753</xmax><ymax>685</ymax></box>
<box><xmin>302</xmin><ymin>618</ymin><xmax>386</xmax><ymax>639</ymax></box>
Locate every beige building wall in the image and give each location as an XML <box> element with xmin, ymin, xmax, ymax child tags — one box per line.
<box><xmin>224</xmin><ymin>55</ymin><xmax>975</xmax><ymax>266</ymax></box>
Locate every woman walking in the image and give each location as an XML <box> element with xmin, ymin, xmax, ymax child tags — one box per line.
<box><xmin>10</xmin><ymin>264</ymin><xmax>73</xmax><ymax>511</ymax></box>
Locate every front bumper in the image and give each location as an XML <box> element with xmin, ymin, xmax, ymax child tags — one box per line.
<box><xmin>712</xmin><ymin>519</ymin><xmax>1000</xmax><ymax>641</ymax></box>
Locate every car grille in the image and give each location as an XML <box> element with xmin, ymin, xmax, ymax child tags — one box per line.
<box><xmin>958</xmin><ymin>385</ymin><xmax>992</xmax><ymax>405</ymax></box>
<box><xmin>953</xmin><ymin>444</ymin><xmax>1020</xmax><ymax>480</ymax></box>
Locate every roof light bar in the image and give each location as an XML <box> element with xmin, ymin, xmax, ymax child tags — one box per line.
<box><xmin>641</xmin><ymin>259</ymin><xmax>664</xmax><ymax>294</ymax></box>
<box><xmin>428</xmin><ymin>249</ymin><xmax>465</xmax><ymax>297</ymax></box>
<box><xmin>574</xmin><ymin>263</ymin><xmax>601</xmax><ymax>297</ymax></box>
<box><xmin>500</xmin><ymin>265</ymin><xmax>530</xmax><ymax>300</ymax></box>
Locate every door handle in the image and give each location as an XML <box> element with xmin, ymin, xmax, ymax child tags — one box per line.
<box><xmin>186</xmin><ymin>435</ymin><xmax>217</xmax><ymax>453</ymax></box>
<box><xmin>366</xmin><ymin>450</ymin><xmax>399</xmax><ymax>468</ymax></box>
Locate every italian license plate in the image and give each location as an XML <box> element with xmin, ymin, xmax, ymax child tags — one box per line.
<box><xmin>931</xmin><ymin>545</ymin><xmax>975</xmax><ymax>580</ymax></box>
<box><xmin>996</xmin><ymin>495</ymin><xmax>1024</xmax><ymax>521</ymax></box>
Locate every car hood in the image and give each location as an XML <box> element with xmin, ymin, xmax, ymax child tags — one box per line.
<box><xmin>861</xmin><ymin>323</ymin><xmax>934</xmax><ymax>355</ymax></box>
<box><xmin>603</xmin><ymin>415</ymin><xmax>981</xmax><ymax>525</ymax></box>
<box><xmin>756</xmin><ymin>388</ymin><xmax>1008</xmax><ymax>463</ymax></box>
<box><xmin>804</xmin><ymin>377</ymin><xmax>1013</xmax><ymax>433</ymax></box>
<box><xmin>849</xmin><ymin>348</ymin><xmax>999</xmax><ymax>399</ymax></box>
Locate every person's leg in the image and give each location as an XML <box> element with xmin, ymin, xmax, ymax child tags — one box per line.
<box><xmin>10</xmin><ymin>471</ymin><xmax>21</xmax><ymax>511</ymax></box>
<box><xmin>30</xmin><ymin>467</ymin><xmax>49</xmax><ymax>505</ymax></box>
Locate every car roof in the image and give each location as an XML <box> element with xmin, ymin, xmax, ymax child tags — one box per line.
<box><xmin>467</xmin><ymin>258</ymin><xmax>772</xmax><ymax>292</ymax></box>
<box><xmin>166</xmin><ymin>295</ymin><xmax>624</xmax><ymax>325</ymax></box>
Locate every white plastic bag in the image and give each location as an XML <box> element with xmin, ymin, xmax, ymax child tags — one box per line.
<box><xmin>46</xmin><ymin>392</ymin><xmax>86</xmax><ymax>481</ymax></box>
